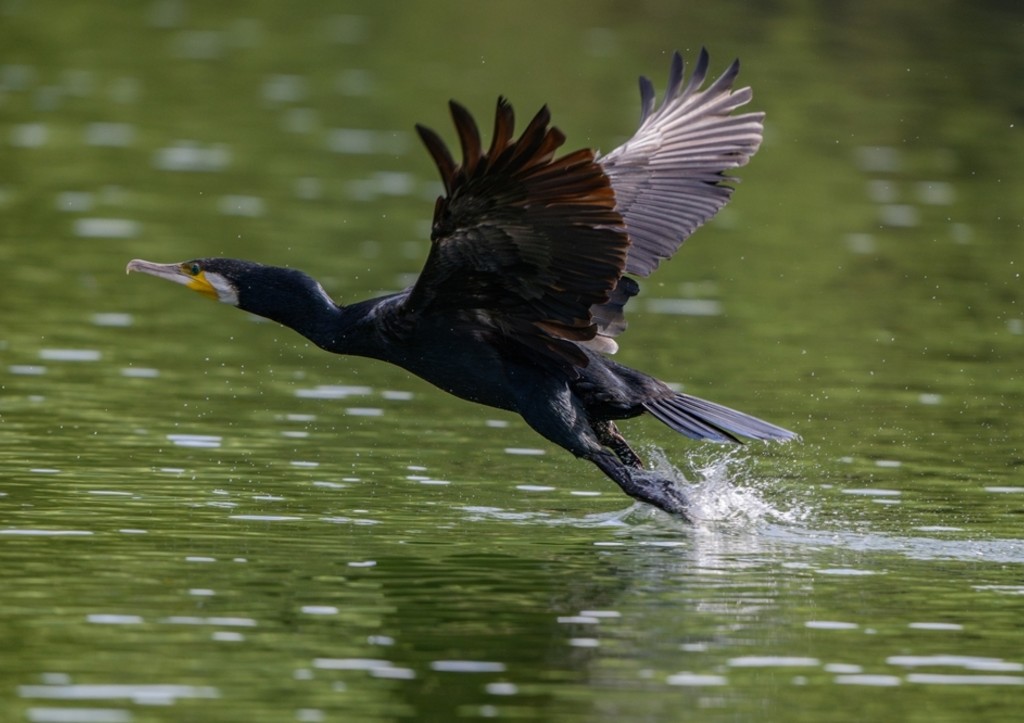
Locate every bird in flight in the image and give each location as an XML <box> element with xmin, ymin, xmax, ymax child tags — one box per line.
<box><xmin>127</xmin><ymin>49</ymin><xmax>796</xmax><ymax>520</ymax></box>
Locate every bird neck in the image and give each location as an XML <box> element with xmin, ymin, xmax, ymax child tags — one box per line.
<box><xmin>276</xmin><ymin>301</ymin><xmax>350</xmax><ymax>351</ymax></box>
<box><xmin>233</xmin><ymin>273</ymin><xmax>346</xmax><ymax>351</ymax></box>
<box><xmin>245</xmin><ymin>289</ymin><xmax>392</xmax><ymax>357</ymax></box>
<box><xmin>230</xmin><ymin>263</ymin><xmax>407</xmax><ymax>357</ymax></box>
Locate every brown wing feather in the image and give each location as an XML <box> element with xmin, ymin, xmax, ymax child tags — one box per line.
<box><xmin>404</xmin><ymin>98</ymin><xmax>629</xmax><ymax>370</ymax></box>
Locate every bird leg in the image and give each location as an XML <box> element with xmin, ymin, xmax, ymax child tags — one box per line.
<box><xmin>593</xmin><ymin>420</ymin><xmax>644</xmax><ymax>469</ymax></box>
<box><xmin>508</xmin><ymin>376</ymin><xmax>692</xmax><ymax>519</ymax></box>
<box><xmin>588</xmin><ymin>450</ymin><xmax>693</xmax><ymax>520</ymax></box>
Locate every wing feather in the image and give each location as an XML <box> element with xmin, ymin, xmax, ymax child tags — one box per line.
<box><xmin>405</xmin><ymin>98</ymin><xmax>629</xmax><ymax>371</ymax></box>
<box><xmin>599</xmin><ymin>48</ymin><xmax>764</xmax><ymax>278</ymax></box>
<box><xmin>403</xmin><ymin>50</ymin><xmax>761</xmax><ymax>365</ymax></box>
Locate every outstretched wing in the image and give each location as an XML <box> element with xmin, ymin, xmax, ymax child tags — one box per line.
<box><xmin>405</xmin><ymin>98</ymin><xmax>629</xmax><ymax>370</ymax></box>
<box><xmin>403</xmin><ymin>51</ymin><xmax>762</xmax><ymax>364</ymax></box>
<box><xmin>598</xmin><ymin>48</ymin><xmax>764</xmax><ymax>278</ymax></box>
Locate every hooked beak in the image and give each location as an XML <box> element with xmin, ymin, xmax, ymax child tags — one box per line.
<box><xmin>126</xmin><ymin>259</ymin><xmax>218</xmax><ymax>300</ymax></box>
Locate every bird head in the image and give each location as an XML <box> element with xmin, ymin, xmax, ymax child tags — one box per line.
<box><xmin>126</xmin><ymin>257</ymin><xmax>338</xmax><ymax>325</ymax></box>
<box><xmin>126</xmin><ymin>257</ymin><xmax>243</xmax><ymax>305</ymax></box>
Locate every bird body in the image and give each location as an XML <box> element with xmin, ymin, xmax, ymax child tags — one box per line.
<box><xmin>127</xmin><ymin>50</ymin><xmax>796</xmax><ymax>519</ymax></box>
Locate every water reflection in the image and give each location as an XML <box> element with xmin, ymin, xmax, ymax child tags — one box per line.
<box><xmin>4</xmin><ymin>467</ymin><xmax>1023</xmax><ymax>719</ymax></box>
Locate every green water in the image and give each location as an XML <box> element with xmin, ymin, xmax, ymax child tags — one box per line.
<box><xmin>2</xmin><ymin>2</ymin><xmax>1022</xmax><ymax>721</ymax></box>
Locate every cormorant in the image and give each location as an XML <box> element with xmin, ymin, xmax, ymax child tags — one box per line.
<box><xmin>127</xmin><ymin>50</ymin><xmax>796</xmax><ymax>519</ymax></box>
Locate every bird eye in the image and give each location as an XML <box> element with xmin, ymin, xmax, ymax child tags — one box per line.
<box><xmin>190</xmin><ymin>263</ymin><xmax>201</xmax><ymax>275</ymax></box>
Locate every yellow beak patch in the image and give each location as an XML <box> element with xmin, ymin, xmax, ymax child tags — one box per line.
<box><xmin>185</xmin><ymin>270</ymin><xmax>219</xmax><ymax>300</ymax></box>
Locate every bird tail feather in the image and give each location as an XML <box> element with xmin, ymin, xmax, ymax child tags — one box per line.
<box><xmin>643</xmin><ymin>393</ymin><xmax>797</xmax><ymax>443</ymax></box>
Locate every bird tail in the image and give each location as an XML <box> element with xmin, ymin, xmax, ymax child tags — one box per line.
<box><xmin>643</xmin><ymin>393</ymin><xmax>797</xmax><ymax>443</ymax></box>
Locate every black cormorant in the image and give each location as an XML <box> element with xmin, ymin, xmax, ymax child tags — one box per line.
<box><xmin>127</xmin><ymin>50</ymin><xmax>796</xmax><ymax>519</ymax></box>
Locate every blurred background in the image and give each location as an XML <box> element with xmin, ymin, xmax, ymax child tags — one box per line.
<box><xmin>1</xmin><ymin>1</ymin><xmax>1022</xmax><ymax>722</ymax></box>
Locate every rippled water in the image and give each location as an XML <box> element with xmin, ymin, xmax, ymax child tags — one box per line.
<box><xmin>2</xmin><ymin>2</ymin><xmax>1023</xmax><ymax>722</ymax></box>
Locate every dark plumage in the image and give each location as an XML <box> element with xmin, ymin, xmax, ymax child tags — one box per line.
<box><xmin>127</xmin><ymin>50</ymin><xmax>796</xmax><ymax>519</ymax></box>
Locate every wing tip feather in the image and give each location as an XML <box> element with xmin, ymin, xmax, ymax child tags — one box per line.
<box><xmin>415</xmin><ymin>122</ymin><xmax>456</xmax><ymax>195</ymax></box>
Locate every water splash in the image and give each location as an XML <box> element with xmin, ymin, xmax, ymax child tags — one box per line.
<box><xmin>457</xmin><ymin>444</ymin><xmax>812</xmax><ymax>529</ymax></box>
<box><xmin>644</xmin><ymin>445</ymin><xmax>812</xmax><ymax>526</ymax></box>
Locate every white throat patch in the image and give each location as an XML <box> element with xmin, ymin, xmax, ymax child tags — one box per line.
<box><xmin>206</xmin><ymin>271</ymin><xmax>240</xmax><ymax>305</ymax></box>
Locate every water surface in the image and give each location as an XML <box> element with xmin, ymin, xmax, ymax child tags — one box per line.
<box><xmin>2</xmin><ymin>2</ymin><xmax>1022</xmax><ymax>721</ymax></box>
